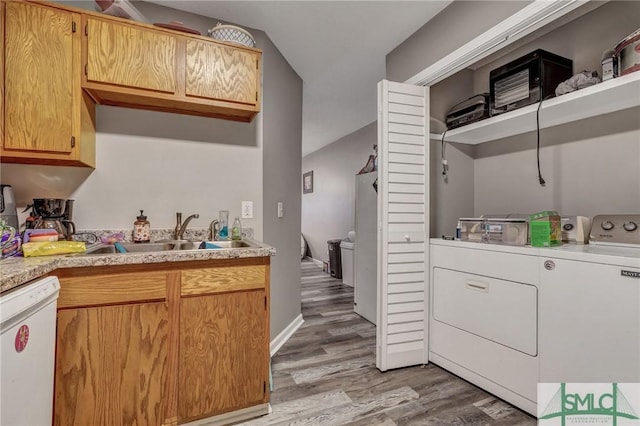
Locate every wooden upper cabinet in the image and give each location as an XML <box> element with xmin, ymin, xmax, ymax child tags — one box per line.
<box><xmin>81</xmin><ymin>14</ymin><xmax>261</xmax><ymax>122</ymax></box>
<box><xmin>85</xmin><ymin>18</ymin><xmax>177</xmax><ymax>94</ymax></box>
<box><xmin>1</xmin><ymin>1</ymin><xmax>95</xmax><ymax>167</ymax></box>
<box><xmin>186</xmin><ymin>40</ymin><xmax>259</xmax><ymax>105</ymax></box>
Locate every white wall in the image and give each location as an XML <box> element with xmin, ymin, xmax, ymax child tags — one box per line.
<box><xmin>261</xmin><ymin>32</ymin><xmax>303</xmax><ymax>337</ymax></box>
<box><xmin>1</xmin><ymin>107</ymin><xmax>263</xmax><ymax>235</ymax></box>
<box><xmin>301</xmin><ymin>123</ymin><xmax>376</xmax><ymax>263</ymax></box>
<box><xmin>475</xmin><ymin>108</ymin><xmax>640</xmax><ymax>217</ymax></box>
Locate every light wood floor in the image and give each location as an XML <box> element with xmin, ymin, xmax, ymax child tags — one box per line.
<box><xmin>241</xmin><ymin>260</ymin><xmax>536</xmax><ymax>425</ymax></box>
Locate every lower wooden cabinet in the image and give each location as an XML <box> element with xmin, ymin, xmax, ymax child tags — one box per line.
<box><xmin>53</xmin><ymin>258</ymin><xmax>270</xmax><ymax>425</ymax></box>
<box><xmin>55</xmin><ymin>302</ymin><xmax>169</xmax><ymax>426</ymax></box>
<box><xmin>179</xmin><ymin>290</ymin><xmax>268</xmax><ymax>422</ymax></box>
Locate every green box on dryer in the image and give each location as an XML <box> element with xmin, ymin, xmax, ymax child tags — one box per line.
<box><xmin>529</xmin><ymin>211</ymin><xmax>562</xmax><ymax>247</ymax></box>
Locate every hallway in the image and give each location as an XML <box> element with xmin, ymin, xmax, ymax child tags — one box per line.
<box><xmin>245</xmin><ymin>261</ymin><xmax>536</xmax><ymax>425</ymax></box>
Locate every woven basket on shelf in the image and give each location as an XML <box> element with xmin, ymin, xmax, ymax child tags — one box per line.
<box><xmin>207</xmin><ymin>23</ymin><xmax>256</xmax><ymax>48</ymax></box>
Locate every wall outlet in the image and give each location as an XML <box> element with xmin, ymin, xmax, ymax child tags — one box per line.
<box><xmin>277</xmin><ymin>202</ymin><xmax>284</xmax><ymax>218</ymax></box>
<box><xmin>242</xmin><ymin>201</ymin><xmax>253</xmax><ymax>219</ymax></box>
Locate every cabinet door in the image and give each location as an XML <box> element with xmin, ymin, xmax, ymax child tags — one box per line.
<box><xmin>178</xmin><ymin>290</ymin><xmax>268</xmax><ymax>422</ymax></box>
<box><xmin>86</xmin><ymin>18</ymin><xmax>176</xmax><ymax>94</ymax></box>
<box><xmin>4</xmin><ymin>2</ymin><xmax>75</xmax><ymax>154</ymax></box>
<box><xmin>185</xmin><ymin>40</ymin><xmax>259</xmax><ymax>105</ymax></box>
<box><xmin>54</xmin><ymin>302</ymin><xmax>169</xmax><ymax>426</ymax></box>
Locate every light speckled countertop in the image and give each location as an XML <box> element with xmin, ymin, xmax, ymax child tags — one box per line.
<box><xmin>0</xmin><ymin>240</ymin><xmax>275</xmax><ymax>294</ymax></box>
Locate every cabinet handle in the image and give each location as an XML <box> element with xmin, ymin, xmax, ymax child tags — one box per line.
<box><xmin>70</xmin><ymin>136</ymin><xmax>76</xmax><ymax>148</ymax></box>
<box><xmin>466</xmin><ymin>280</ymin><xmax>489</xmax><ymax>292</ymax></box>
<box><xmin>72</xmin><ymin>22</ymin><xmax>76</xmax><ymax>33</ymax></box>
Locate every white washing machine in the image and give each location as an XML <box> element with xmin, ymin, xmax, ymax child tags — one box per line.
<box><xmin>1</xmin><ymin>276</ymin><xmax>60</xmax><ymax>426</ymax></box>
<box><xmin>539</xmin><ymin>214</ymin><xmax>640</xmax><ymax>383</ymax></box>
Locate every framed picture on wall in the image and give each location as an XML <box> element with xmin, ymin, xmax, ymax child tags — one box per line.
<box><xmin>303</xmin><ymin>171</ymin><xmax>314</xmax><ymax>194</ymax></box>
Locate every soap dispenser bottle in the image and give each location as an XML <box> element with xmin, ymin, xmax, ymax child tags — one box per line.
<box><xmin>133</xmin><ymin>210</ymin><xmax>151</xmax><ymax>243</ymax></box>
<box><xmin>231</xmin><ymin>217</ymin><xmax>242</xmax><ymax>240</ymax></box>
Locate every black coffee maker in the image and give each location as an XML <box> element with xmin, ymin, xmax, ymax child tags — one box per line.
<box><xmin>31</xmin><ymin>199</ymin><xmax>75</xmax><ymax>240</ymax></box>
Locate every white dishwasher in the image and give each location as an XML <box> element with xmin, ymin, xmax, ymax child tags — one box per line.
<box><xmin>1</xmin><ymin>276</ymin><xmax>60</xmax><ymax>426</ymax></box>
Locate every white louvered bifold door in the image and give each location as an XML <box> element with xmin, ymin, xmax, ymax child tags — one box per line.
<box><xmin>376</xmin><ymin>80</ymin><xmax>429</xmax><ymax>372</ymax></box>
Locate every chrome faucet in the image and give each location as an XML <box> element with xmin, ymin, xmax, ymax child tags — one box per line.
<box><xmin>174</xmin><ymin>212</ymin><xmax>199</xmax><ymax>240</ymax></box>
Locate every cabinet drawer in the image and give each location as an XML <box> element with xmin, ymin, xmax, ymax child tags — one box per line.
<box><xmin>181</xmin><ymin>265</ymin><xmax>266</xmax><ymax>296</ymax></box>
<box><xmin>433</xmin><ymin>267</ymin><xmax>537</xmax><ymax>356</ymax></box>
<box><xmin>58</xmin><ymin>272</ymin><xmax>168</xmax><ymax>308</ymax></box>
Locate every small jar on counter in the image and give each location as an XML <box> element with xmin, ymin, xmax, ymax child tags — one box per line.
<box><xmin>133</xmin><ymin>210</ymin><xmax>151</xmax><ymax>243</ymax></box>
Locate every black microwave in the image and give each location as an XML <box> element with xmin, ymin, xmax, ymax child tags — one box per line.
<box><xmin>490</xmin><ymin>49</ymin><xmax>573</xmax><ymax>116</ymax></box>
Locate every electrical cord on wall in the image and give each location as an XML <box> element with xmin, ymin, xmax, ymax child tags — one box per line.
<box><xmin>536</xmin><ymin>95</ymin><xmax>554</xmax><ymax>187</ymax></box>
<box><xmin>441</xmin><ymin>129</ymin><xmax>449</xmax><ymax>180</ymax></box>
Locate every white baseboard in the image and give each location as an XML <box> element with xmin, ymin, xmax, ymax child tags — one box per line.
<box><xmin>270</xmin><ymin>313</ymin><xmax>304</xmax><ymax>357</ymax></box>
<box><xmin>183</xmin><ymin>403</ymin><xmax>271</xmax><ymax>425</ymax></box>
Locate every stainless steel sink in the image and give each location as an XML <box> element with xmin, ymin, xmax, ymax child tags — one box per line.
<box><xmin>82</xmin><ymin>241</ymin><xmax>187</xmax><ymax>255</ymax></box>
<box><xmin>156</xmin><ymin>240</ymin><xmax>255</xmax><ymax>250</ymax></box>
<box><xmin>82</xmin><ymin>244</ymin><xmax>117</xmax><ymax>254</ymax></box>
<box><xmin>181</xmin><ymin>240</ymin><xmax>254</xmax><ymax>250</ymax></box>
<box><xmin>82</xmin><ymin>239</ymin><xmax>256</xmax><ymax>255</ymax></box>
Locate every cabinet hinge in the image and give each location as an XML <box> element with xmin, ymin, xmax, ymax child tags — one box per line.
<box><xmin>72</xmin><ymin>21</ymin><xmax>76</xmax><ymax>33</ymax></box>
<box><xmin>70</xmin><ymin>136</ymin><xmax>76</xmax><ymax>148</ymax></box>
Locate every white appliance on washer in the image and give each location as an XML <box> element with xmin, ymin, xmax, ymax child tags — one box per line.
<box><xmin>1</xmin><ymin>276</ymin><xmax>60</xmax><ymax>426</ymax></box>
<box><xmin>354</xmin><ymin>172</ymin><xmax>377</xmax><ymax>325</ymax></box>
<box><xmin>539</xmin><ymin>214</ymin><xmax>640</xmax><ymax>383</ymax></box>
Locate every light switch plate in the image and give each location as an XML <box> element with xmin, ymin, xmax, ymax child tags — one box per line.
<box><xmin>242</xmin><ymin>201</ymin><xmax>253</xmax><ymax>219</ymax></box>
<box><xmin>277</xmin><ymin>202</ymin><xmax>284</xmax><ymax>218</ymax></box>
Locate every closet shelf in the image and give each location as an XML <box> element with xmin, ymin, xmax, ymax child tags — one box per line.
<box><xmin>430</xmin><ymin>71</ymin><xmax>640</xmax><ymax>144</ymax></box>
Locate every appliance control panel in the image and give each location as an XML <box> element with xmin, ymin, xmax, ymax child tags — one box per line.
<box><xmin>590</xmin><ymin>214</ymin><xmax>640</xmax><ymax>246</ymax></box>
